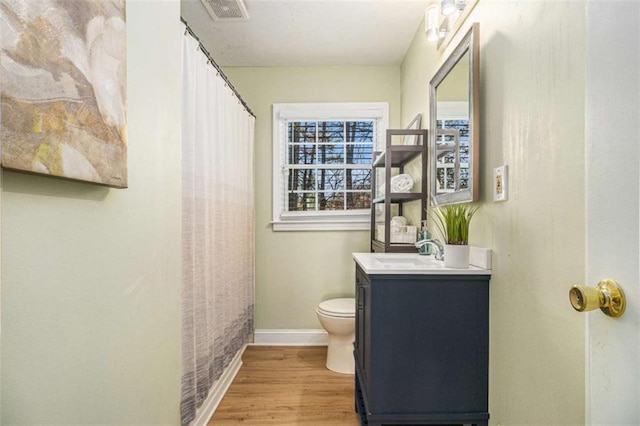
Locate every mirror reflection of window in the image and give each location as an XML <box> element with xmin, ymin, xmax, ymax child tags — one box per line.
<box><xmin>435</xmin><ymin>52</ymin><xmax>470</xmax><ymax>195</ymax></box>
<box><xmin>436</xmin><ymin>119</ymin><xmax>469</xmax><ymax>193</ymax></box>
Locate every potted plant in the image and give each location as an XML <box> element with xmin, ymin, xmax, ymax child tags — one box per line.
<box><xmin>431</xmin><ymin>203</ymin><xmax>478</xmax><ymax>268</ymax></box>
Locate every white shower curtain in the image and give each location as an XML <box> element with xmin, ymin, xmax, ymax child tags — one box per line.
<box><xmin>180</xmin><ymin>25</ymin><xmax>255</xmax><ymax>425</ymax></box>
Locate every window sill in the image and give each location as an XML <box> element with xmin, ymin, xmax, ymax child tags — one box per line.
<box><xmin>272</xmin><ymin>220</ymin><xmax>369</xmax><ymax>232</ymax></box>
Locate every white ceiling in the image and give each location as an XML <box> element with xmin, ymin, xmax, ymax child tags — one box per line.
<box><xmin>180</xmin><ymin>0</ymin><xmax>430</xmax><ymax>67</ymax></box>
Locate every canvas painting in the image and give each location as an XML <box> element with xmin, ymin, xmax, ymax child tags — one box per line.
<box><xmin>0</xmin><ymin>0</ymin><xmax>127</xmax><ymax>188</ymax></box>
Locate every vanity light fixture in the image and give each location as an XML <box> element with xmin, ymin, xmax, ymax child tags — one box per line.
<box><xmin>425</xmin><ymin>5</ymin><xmax>440</xmax><ymax>42</ymax></box>
<box><xmin>425</xmin><ymin>0</ymin><xmax>476</xmax><ymax>48</ymax></box>
<box><xmin>425</xmin><ymin>3</ymin><xmax>449</xmax><ymax>43</ymax></box>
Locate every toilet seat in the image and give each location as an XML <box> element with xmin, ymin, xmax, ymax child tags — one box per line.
<box><xmin>317</xmin><ymin>298</ymin><xmax>355</xmax><ymax>318</ymax></box>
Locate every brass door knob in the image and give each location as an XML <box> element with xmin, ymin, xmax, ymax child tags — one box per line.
<box><xmin>569</xmin><ymin>279</ymin><xmax>626</xmax><ymax>318</ymax></box>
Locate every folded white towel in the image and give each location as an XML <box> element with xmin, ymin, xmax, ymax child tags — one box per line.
<box><xmin>390</xmin><ymin>174</ymin><xmax>414</xmax><ymax>192</ymax></box>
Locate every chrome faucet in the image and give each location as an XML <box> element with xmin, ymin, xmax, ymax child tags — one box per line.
<box><xmin>415</xmin><ymin>239</ymin><xmax>444</xmax><ymax>261</ymax></box>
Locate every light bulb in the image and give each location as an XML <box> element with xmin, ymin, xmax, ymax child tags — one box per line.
<box><xmin>425</xmin><ymin>5</ymin><xmax>439</xmax><ymax>42</ymax></box>
<box><xmin>441</xmin><ymin>0</ymin><xmax>455</xmax><ymax>16</ymax></box>
<box><xmin>426</xmin><ymin>27</ymin><xmax>439</xmax><ymax>42</ymax></box>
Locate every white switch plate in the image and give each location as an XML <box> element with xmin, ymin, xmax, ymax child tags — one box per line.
<box><xmin>493</xmin><ymin>165</ymin><xmax>508</xmax><ymax>202</ymax></box>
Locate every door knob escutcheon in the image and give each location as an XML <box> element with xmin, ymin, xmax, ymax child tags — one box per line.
<box><xmin>569</xmin><ymin>279</ymin><xmax>626</xmax><ymax>318</ymax></box>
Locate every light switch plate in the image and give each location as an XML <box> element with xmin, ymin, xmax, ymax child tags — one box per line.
<box><xmin>493</xmin><ymin>165</ymin><xmax>508</xmax><ymax>202</ymax></box>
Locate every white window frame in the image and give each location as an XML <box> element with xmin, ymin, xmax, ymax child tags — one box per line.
<box><xmin>272</xmin><ymin>102</ymin><xmax>389</xmax><ymax>231</ymax></box>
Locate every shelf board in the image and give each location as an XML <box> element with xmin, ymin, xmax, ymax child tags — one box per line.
<box><xmin>373</xmin><ymin>146</ymin><xmax>424</xmax><ymax>168</ymax></box>
<box><xmin>371</xmin><ymin>239</ymin><xmax>417</xmax><ymax>253</ymax></box>
<box><xmin>372</xmin><ymin>193</ymin><xmax>424</xmax><ymax>204</ymax></box>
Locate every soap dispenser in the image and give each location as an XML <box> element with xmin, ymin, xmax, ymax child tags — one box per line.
<box><xmin>418</xmin><ymin>220</ymin><xmax>432</xmax><ymax>255</ymax></box>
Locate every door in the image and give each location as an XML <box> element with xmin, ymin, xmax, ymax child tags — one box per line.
<box><xmin>585</xmin><ymin>2</ymin><xmax>640</xmax><ymax>423</ymax></box>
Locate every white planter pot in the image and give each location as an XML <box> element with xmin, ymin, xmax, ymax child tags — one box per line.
<box><xmin>444</xmin><ymin>244</ymin><xmax>470</xmax><ymax>269</ymax></box>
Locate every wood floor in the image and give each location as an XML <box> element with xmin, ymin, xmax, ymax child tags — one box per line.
<box><xmin>209</xmin><ymin>346</ymin><xmax>361</xmax><ymax>425</ymax></box>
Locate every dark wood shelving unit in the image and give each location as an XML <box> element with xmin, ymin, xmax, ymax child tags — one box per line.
<box><xmin>370</xmin><ymin>129</ymin><xmax>428</xmax><ymax>253</ymax></box>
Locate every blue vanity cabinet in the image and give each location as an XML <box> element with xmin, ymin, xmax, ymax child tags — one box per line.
<box><xmin>354</xmin><ymin>264</ymin><xmax>490</xmax><ymax>426</ymax></box>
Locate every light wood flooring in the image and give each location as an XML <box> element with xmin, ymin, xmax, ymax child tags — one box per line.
<box><xmin>209</xmin><ymin>345</ymin><xmax>360</xmax><ymax>425</ymax></box>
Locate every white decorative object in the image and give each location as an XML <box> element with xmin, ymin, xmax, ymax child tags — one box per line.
<box><xmin>390</xmin><ymin>216</ymin><xmax>407</xmax><ymax>227</ymax></box>
<box><xmin>377</xmin><ymin>225</ymin><xmax>417</xmax><ymax>244</ymax></box>
<box><xmin>444</xmin><ymin>244</ymin><xmax>470</xmax><ymax>269</ymax></box>
<box><xmin>403</xmin><ymin>114</ymin><xmax>422</xmax><ymax>145</ymax></box>
<box><xmin>390</xmin><ymin>174</ymin><xmax>414</xmax><ymax>192</ymax></box>
<box><xmin>469</xmin><ymin>247</ymin><xmax>492</xmax><ymax>269</ymax></box>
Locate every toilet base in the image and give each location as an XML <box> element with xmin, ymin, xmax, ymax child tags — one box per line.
<box><xmin>316</xmin><ymin>299</ymin><xmax>356</xmax><ymax>375</ymax></box>
<box><xmin>326</xmin><ymin>333</ymin><xmax>355</xmax><ymax>375</ymax></box>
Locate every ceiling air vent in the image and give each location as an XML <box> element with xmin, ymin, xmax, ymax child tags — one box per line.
<box><xmin>200</xmin><ymin>0</ymin><xmax>250</xmax><ymax>21</ymax></box>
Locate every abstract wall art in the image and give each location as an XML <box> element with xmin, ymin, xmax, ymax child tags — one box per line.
<box><xmin>0</xmin><ymin>0</ymin><xmax>127</xmax><ymax>188</ymax></box>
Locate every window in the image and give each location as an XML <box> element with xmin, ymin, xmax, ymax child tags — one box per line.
<box><xmin>272</xmin><ymin>103</ymin><xmax>389</xmax><ymax>231</ymax></box>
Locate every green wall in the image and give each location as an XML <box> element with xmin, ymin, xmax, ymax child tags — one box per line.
<box><xmin>400</xmin><ymin>2</ymin><xmax>586</xmax><ymax>424</ymax></box>
<box><xmin>223</xmin><ymin>66</ymin><xmax>401</xmax><ymax>329</ymax></box>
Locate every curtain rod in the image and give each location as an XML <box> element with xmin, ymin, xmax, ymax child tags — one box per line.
<box><xmin>180</xmin><ymin>17</ymin><xmax>256</xmax><ymax>118</ymax></box>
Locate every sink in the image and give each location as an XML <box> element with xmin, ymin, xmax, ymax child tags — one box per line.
<box><xmin>353</xmin><ymin>252</ymin><xmax>491</xmax><ymax>275</ymax></box>
<box><xmin>373</xmin><ymin>255</ymin><xmax>441</xmax><ymax>268</ymax></box>
<box><xmin>374</xmin><ymin>256</ymin><xmax>422</xmax><ymax>264</ymax></box>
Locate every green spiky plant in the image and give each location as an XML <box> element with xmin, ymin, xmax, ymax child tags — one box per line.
<box><xmin>430</xmin><ymin>204</ymin><xmax>479</xmax><ymax>245</ymax></box>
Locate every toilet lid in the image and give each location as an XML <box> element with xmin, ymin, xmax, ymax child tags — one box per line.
<box><xmin>318</xmin><ymin>298</ymin><xmax>355</xmax><ymax>317</ymax></box>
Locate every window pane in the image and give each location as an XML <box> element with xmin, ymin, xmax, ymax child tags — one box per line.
<box><xmin>459</xmin><ymin>144</ymin><xmax>469</xmax><ymax>164</ymax></box>
<box><xmin>316</xmin><ymin>144</ymin><xmax>344</xmax><ymax>164</ymax></box>
<box><xmin>288</xmin><ymin>169</ymin><xmax>316</xmax><ymax>191</ymax></box>
<box><xmin>443</xmin><ymin>119</ymin><xmax>469</xmax><ymax>138</ymax></box>
<box><xmin>318</xmin><ymin>192</ymin><xmax>344</xmax><ymax>210</ymax></box>
<box><xmin>440</xmin><ymin>133</ymin><xmax>456</xmax><ymax>143</ymax></box>
<box><xmin>442</xmin><ymin>152</ymin><xmax>455</xmax><ymax>164</ymax></box>
<box><xmin>346</xmin><ymin>144</ymin><xmax>373</xmax><ymax>164</ymax></box>
<box><xmin>460</xmin><ymin>168</ymin><xmax>469</xmax><ymax>189</ymax></box>
<box><xmin>346</xmin><ymin>169</ymin><xmax>371</xmax><ymax>190</ymax></box>
<box><xmin>288</xmin><ymin>192</ymin><xmax>316</xmax><ymax>211</ymax></box>
<box><xmin>318</xmin><ymin>169</ymin><xmax>344</xmax><ymax>190</ymax></box>
<box><xmin>446</xmin><ymin>167</ymin><xmax>455</xmax><ymax>189</ymax></box>
<box><xmin>290</xmin><ymin>122</ymin><xmax>316</xmax><ymax>143</ymax></box>
<box><xmin>347</xmin><ymin>192</ymin><xmax>371</xmax><ymax>210</ymax></box>
<box><xmin>346</xmin><ymin>121</ymin><xmax>374</xmax><ymax>142</ymax></box>
<box><xmin>437</xmin><ymin>168</ymin><xmax>445</xmax><ymax>190</ymax></box>
<box><xmin>318</xmin><ymin>121</ymin><xmax>344</xmax><ymax>142</ymax></box>
<box><xmin>288</xmin><ymin>144</ymin><xmax>316</xmax><ymax>165</ymax></box>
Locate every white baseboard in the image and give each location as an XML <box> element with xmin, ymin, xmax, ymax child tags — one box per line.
<box><xmin>191</xmin><ymin>344</ymin><xmax>246</xmax><ymax>426</ymax></box>
<box><xmin>253</xmin><ymin>329</ymin><xmax>328</xmax><ymax>346</ymax></box>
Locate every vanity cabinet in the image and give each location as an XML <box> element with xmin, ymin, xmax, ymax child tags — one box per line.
<box><xmin>354</xmin><ymin>264</ymin><xmax>490</xmax><ymax>426</ymax></box>
<box><xmin>371</xmin><ymin>129</ymin><xmax>428</xmax><ymax>253</ymax></box>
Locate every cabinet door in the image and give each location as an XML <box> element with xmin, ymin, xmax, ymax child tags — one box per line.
<box><xmin>369</xmin><ymin>275</ymin><xmax>489</xmax><ymax>414</ymax></box>
<box><xmin>355</xmin><ymin>268</ymin><xmax>370</xmax><ymax>377</ymax></box>
<box><xmin>355</xmin><ymin>272</ymin><xmax>364</xmax><ymax>367</ymax></box>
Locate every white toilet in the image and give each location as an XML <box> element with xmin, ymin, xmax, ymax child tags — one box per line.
<box><xmin>316</xmin><ymin>298</ymin><xmax>356</xmax><ymax>374</ymax></box>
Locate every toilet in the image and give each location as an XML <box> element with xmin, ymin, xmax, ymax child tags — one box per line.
<box><xmin>316</xmin><ymin>298</ymin><xmax>356</xmax><ymax>374</ymax></box>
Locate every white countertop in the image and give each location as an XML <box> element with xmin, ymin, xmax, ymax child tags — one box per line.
<box><xmin>352</xmin><ymin>252</ymin><xmax>492</xmax><ymax>275</ymax></box>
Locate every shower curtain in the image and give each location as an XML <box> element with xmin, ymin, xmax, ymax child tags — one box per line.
<box><xmin>180</xmin><ymin>24</ymin><xmax>255</xmax><ymax>425</ymax></box>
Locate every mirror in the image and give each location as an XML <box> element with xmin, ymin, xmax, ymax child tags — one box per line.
<box><xmin>429</xmin><ymin>23</ymin><xmax>479</xmax><ymax>206</ymax></box>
